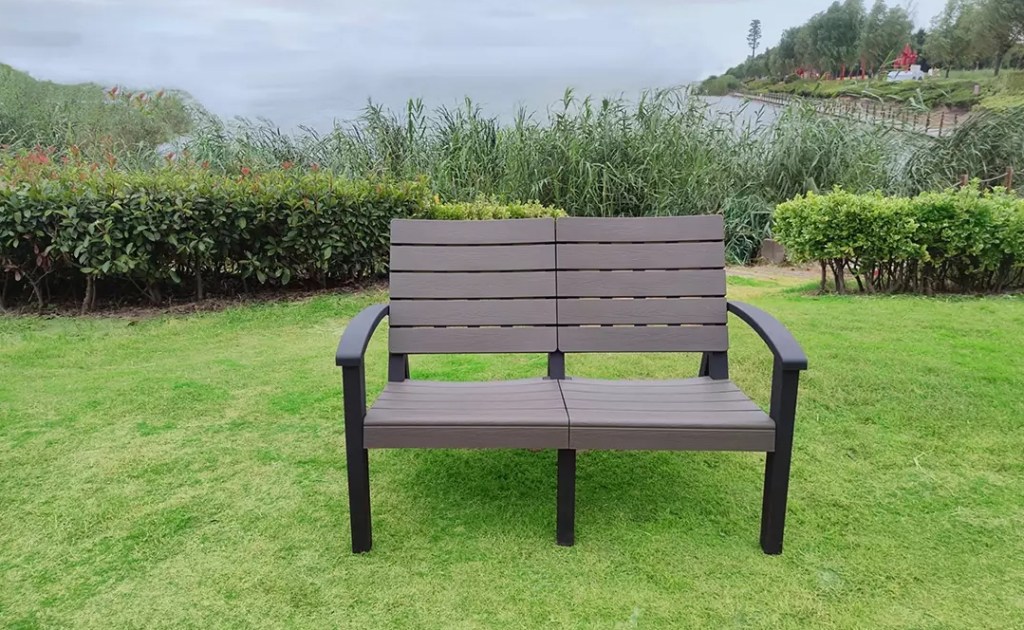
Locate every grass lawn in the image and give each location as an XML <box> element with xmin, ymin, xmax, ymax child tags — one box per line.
<box><xmin>2</xmin><ymin>275</ymin><xmax>1023</xmax><ymax>628</ymax></box>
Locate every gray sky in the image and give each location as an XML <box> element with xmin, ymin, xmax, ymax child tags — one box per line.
<box><xmin>0</xmin><ymin>0</ymin><xmax>944</xmax><ymax>128</ymax></box>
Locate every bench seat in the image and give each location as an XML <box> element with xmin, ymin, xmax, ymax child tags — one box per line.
<box><xmin>561</xmin><ymin>377</ymin><xmax>774</xmax><ymax>452</ymax></box>
<box><xmin>364</xmin><ymin>378</ymin><xmax>569</xmax><ymax>449</ymax></box>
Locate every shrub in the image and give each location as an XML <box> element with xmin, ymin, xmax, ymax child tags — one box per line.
<box><xmin>0</xmin><ymin>164</ymin><xmax>431</xmax><ymax>309</ymax></box>
<box><xmin>774</xmin><ymin>186</ymin><xmax>1024</xmax><ymax>294</ymax></box>
<box><xmin>423</xmin><ymin>198</ymin><xmax>565</xmax><ymax>220</ymax></box>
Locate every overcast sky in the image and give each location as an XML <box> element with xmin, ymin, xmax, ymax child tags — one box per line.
<box><xmin>0</xmin><ymin>0</ymin><xmax>944</xmax><ymax>128</ymax></box>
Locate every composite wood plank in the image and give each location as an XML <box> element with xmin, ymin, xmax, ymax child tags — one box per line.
<box><xmin>569</xmin><ymin>427</ymin><xmax>774</xmax><ymax>451</ymax></box>
<box><xmin>365</xmin><ymin>426</ymin><xmax>568</xmax><ymax>449</ymax></box>
<box><xmin>390</xmin><ymin>299</ymin><xmax>556</xmax><ymax>327</ymax></box>
<box><xmin>566</xmin><ymin>409</ymin><xmax>771</xmax><ymax>426</ymax></box>
<box><xmin>391</xmin><ymin>245</ymin><xmax>555</xmax><ymax>272</ymax></box>
<box><xmin>563</xmin><ymin>377</ymin><xmax>738</xmax><ymax>389</ymax></box>
<box><xmin>557</xmin><ymin>242</ymin><xmax>725</xmax><ymax>270</ymax></box>
<box><xmin>557</xmin><ymin>297</ymin><xmax>726</xmax><ymax>325</ymax></box>
<box><xmin>558</xmin><ymin>270</ymin><xmax>725</xmax><ymax>298</ymax></box>
<box><xmin>391</xmin><ymin>327</ymin><xmax>557</xmax><ymax>354</ymax></box>
<box><xmin>391</xmin><ymin>218</ymin><xmax>555</xmax><ymax>245</ymax></box>
<box><xmin>390</xmin><ymin>272</ymin><xmax>555</xmax><ymax>299</ymax></box>
<box><xmin>556</xmin><ymin>215</ymin><xmax>724</xmax><ymax>243</ymax></box>
<box><xmin>366</xmin><ymin>408</ymin><xmax>568</xmax><ymax>425</ymax></box>
<box><xmin>384</xmin><ymin>378</ymin><xmax>557</xmax><ymax>390</ymax></box>
<box><xmin>557</xmin><ymin>325</ymin><xmax>728</xmax><ymax>352</ymax></box>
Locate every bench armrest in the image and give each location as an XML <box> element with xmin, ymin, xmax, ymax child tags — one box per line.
<box><xmin>727</xmin><ymin>301</ymin><xmax>808</xmax><ymax>371</ymax></box>
<box><xmin>335</xmin><ymin>303</ymin><xmax>390</xmax><ymax>368</ymax></box>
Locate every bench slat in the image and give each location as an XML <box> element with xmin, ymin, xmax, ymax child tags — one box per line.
<box><xmin>390</xmin><ymin>299</ymin><xmax>556</xmax><ymax>326</ymax></box>
<box><xmin>557</xmin><ymin>215</ymin><xmax>724</xmax><ymax>243</ymax></box>
<box><xmin>557</xmin><ymin>325</ymin><xmax>727</xmax><ymax>352</ymax></box>
<box><xmin>557</xmin><ymin>297</ymin><xmax>726</xmax><ymax>325</ymax></box>
<box><xmin>392</xmin><ymin>218</ymin><xmax>555</xmax><ymax>245</ymax></box>
<box><xmin>391</xmin><ymin>272</ymin><xmax>556</xmax><ymax>299</ymax></box>
<box><xmin>390</xmin><ymin>327</ymin><xmax>557</xmax><ymax>354</ymax></box>
<box><xmin>558</xmin><ymin>270</ymin><xmax>725</xmax><ymax>298</ymax></box>
<box><xmin>557</xmin><ymin>242</ymin><xmax>725</xmax><ymax>270</ymax></box>
<box><xmin>391</xmin><ymin>245</ymin><xmax>555</xmax><ymax>272</ymax></box>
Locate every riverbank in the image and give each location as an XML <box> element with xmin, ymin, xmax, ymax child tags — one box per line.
<box><xmin>734</xmin><ymin>71</ymin><xmax>1024</xmax><ymax>113</ymax></box>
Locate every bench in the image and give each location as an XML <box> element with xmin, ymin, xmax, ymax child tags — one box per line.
<box><xmin>336</xmin><ymin>216</ymin><xmax>808</xmax><ymax>555</ymax></box>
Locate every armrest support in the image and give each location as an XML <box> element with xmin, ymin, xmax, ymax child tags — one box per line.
<box><xmin>336</xmin><ymin>303</ymin><xmax>390</xmax><ymax>368</ymax></box>
<box><xmin>337</xmin><ymin>303</ymin><xmax>389</xmax><ymax>456</ymax></box>
<box><xmin>727</xmin><ymin>301</ymin><xmax>808</xmax><ymax>371</ymax></box>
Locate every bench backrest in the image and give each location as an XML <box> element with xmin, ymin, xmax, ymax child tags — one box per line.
<box><xmin>389</xmin><ymin>219</ymin><xmax>558</xmax><ymax>355</ymax></box>
<box><xmin>555</xmin><ymin>216</ymin><xmax>728</xmax><ymax>353</ymax></box>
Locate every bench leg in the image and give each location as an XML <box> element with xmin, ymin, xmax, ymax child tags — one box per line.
<box><xmin>557</xmin><ymin>449</ymin><xmax>576</xmax><ymax>547</ymax></box>
<box><xmin>347</xmin><ymin>446</ymin><xmax>373</xmax><ymax>553</ymax></box>
<box><xmin>761</xmin><ymin>364</ymin><xmax>799</xmax><ymax>555</ymax></box>
<box><xmin>759</xmin><ymin>448</ymin><xmax>791</xmax><ymax>555</ymax></box>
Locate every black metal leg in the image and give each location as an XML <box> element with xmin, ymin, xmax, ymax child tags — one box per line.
<box><xmin>557</xmin><ymin>449</ymin><xmax>576</xmax><ymax>547</ymax></box>
<box><xmin>343</xmin><ymin>365</ymin><xmax>372</xmax><ymax>553</ymax></box>
<box><xmin>760</xmin><ymin>448</ymin><xmax>791</xmax><ymax>555</ymax></box>
<box><xmin>761</xmin><ymin>362</ymin><xmax>799</xmax><ymax>555</ymax></box>
<box><xmin>346</xmin><ymin>446</ymin><xmax>372</xmax><ymax>553</ymax></box>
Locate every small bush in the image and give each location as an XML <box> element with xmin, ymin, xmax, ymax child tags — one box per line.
<box><xmin>423</xmin><ymin>198</ymin><xmax>565</xmax><ymax>220</ymax></box>
<box><xmin>774</xmin><ymin>186</ymin><xmax>1024</xmax><ymax>294</ymax></box>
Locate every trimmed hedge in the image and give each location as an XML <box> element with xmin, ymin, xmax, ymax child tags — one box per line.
<box><xmin>0</xmin><ymin>163</ymin><xmax>563</xmax><ymax>309</ymax></box>
<box><xmin>774</xmin><ymin>186</ymin><xmax>1024</xmax><ymax>294</ymax></box>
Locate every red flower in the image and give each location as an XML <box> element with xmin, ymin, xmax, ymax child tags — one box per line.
<box><xmin>240</xmin><ymin>167</ymin><xmax>251</xmax><ymax>176</ymax></box>
<box><xmin>281</xmin><ymin>160</ymin><xmax>294</xmax><ymax>170</ymax></box>
<box><xmin>310</xmin><ymin>162</ymin><xmax>320</xmax><ymax>172</ymax></box>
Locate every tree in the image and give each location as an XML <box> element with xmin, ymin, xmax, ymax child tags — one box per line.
<box><xmin>858</xmin><ymin>1</ymin><xmax>913</xmax><ymax>76</ymax></box>
<box><xmin>748</xmin><ymin>19</ymin><xmax>763</xmax><ymax>58</ymax></box>
<box><xmin>925</xmin><ymin>0</ymin><xmax>975</xmax><ymax>77</ymax></box>
<box><xmin>973</xmin><ymin>0</ymin><xmax>1024</xmax><ymax>75</ymax></box>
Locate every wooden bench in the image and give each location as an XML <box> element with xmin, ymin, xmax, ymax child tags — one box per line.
<box><xmin>336</xmin><ymin>216</ymin><xmax>808</xmax><ymax>555</ymax></box>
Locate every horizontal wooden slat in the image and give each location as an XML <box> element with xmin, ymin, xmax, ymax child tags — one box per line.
<box><xmin>390</xmin><ymin>272</ymin><xmax>555</xmax><ymax>299</ymax></box>
<box><xmin>384</xmin><ymin>378</ymin><xmax>554</xmax><ymax>390</ymax></box>
<box><xmin>569</xmin><ymin>427</ymin><xmax>773</xmax><ymax>451</ymax></box>
<box><xmin>366</xmin><ymin>408</ymin><xmax>567</xmax><ymax>425</ymax></box>
<box><xmin>391</xmin><ymin>245</ymin><xmax>555</xmax><ymax>272</ymax></box>
<box><xmin>558</xmin><ymin>270</ymin><xmax>725</xmax><ymax>297</ymax></box>
<box><xmin>557</xmin><ymin>325</ymin><xmax>728</xmax><ymax>352</ymax></box>
<box><xmin>373</xmin><ymin>398</ymin><xmax>566</xmax><ymax>410</ymax></box>
<box><xmin>564</xmin><ymin>377</ymin><xmax>734</xmax><ymax>389</ymax></box>
<box><xmin>557</xmin><ymin>216</ymin><xmax>724</xmax><ymax>243</ymax></box>
<box><xmin>390</xmin><ymin>299</ymin><xmax>556</xmax><ymax>327</ymax></box>
<box><xmin>558</xmin><ymin>242</ymin><xmax>725</xmax><ymax>270</ymax></box>
<box><xmin>567</xmin><ymin>410</ymin><xmax>772</xmax><ymax>428</ymax></box>
<box><xmin>391</xmin><ymin>327</ymin><xmax>557</xmax><ymax>354</ymax></box>
<box><xmin>557</xmin><ymin>298</ymin><xmax>726</xmax><ymax>325</ymax></box>
<box><xmin>392</xmin><ymin>218</ymin><xmax>554</xmax><ymax>245</ymax></box>
<box><xmin>366</xmin><ymin>426</ymin><xmax>568</xmax><ymax>449</ymax></box>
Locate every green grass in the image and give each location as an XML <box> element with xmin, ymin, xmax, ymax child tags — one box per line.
<box><xmin>2</xmin><ymin>279</ymin><xmax>1023</xmax><ymax>628</ymax></box>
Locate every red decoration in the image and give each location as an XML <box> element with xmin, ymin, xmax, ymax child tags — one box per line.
<box><xmin>893</xmin><ymin>44</ymin><xmax>918</xmax><ymax>70</ymax></box>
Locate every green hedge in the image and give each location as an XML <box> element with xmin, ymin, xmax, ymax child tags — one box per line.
<box><xmin>774</xmin><ymin>186</ymin><xmax>1024</xmax><ymax>294</ymax></box>
<box><xmin>0</xmin><ymin>164</ymin><xmax>564</xmax><ymax>309</ymax></box>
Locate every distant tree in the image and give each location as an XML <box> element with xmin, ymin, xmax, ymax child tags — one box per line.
<box><xmin>772</xmin><ymin>27</ymin><xmax>802</xmax><ymax>76</ymax></box>
<box><xmin>858</xmin><ymin>1</ymin><xmax>913</xmax><ymax>76</ymax></box>
<box><xmin>925</xmin><ymin>0</ymin><xmax>975</xmax><ymax>76</ymax></box>
<box><xmin>748</xmin><ymin>19</ymin><xmax>763</xmax><ymax>58</ymax></box>
<box><xmin>972</xmin><ymin>0</ymin><xmax>1024</xmax><ymax>75</ymax></box>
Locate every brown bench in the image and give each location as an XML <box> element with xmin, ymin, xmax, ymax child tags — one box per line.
<box><xmin>336</xmin><ymin>216</ymin><xmax>807</xmax><ymax>555</ymax></box>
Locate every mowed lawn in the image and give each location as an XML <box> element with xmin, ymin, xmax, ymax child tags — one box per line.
<box><xmin>1</xmin><ymin>276</ymin><xmax>1023</xmax><ymax>629</ymax></box>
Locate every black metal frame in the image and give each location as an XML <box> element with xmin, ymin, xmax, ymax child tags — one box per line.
<box><xmin>335</xmin><ymin>301</ymin><xmax>806</xmax><ymax>555</ymax></box>
<box><xmin>727</xmin><ymin>301</ymin><xmax>808</xmax><ymax>555</ymax></box>
<box><xmin>336</xmin><ymin>303</ymin><xmax>390</xmax><ymax>553</ymax></box>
